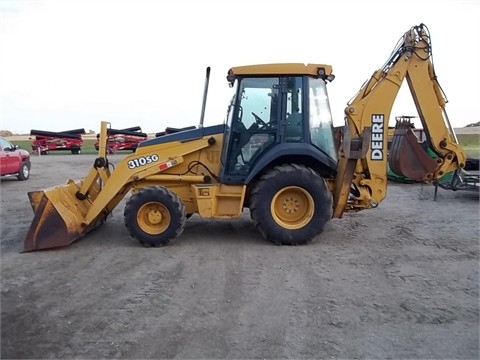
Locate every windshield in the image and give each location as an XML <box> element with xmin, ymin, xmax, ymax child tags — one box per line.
<box><xmin>0</xmin><ymin>137</ymin><xmax>14</xmax><ymax>151</ymax></box>
<box><xmin>309</xmin><ymin>78</ymin><xmax>337</xmax><ymax>160</ymax></box>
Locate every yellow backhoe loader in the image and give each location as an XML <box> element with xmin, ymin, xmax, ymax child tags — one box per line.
<box><xmin>24</xmin><ymin>23</ymin><xmax>476</xmax><ymax>252</ymax></box>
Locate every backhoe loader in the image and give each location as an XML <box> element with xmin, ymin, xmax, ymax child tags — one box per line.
<box><xmin>24</xmin><ymin>23</ymin><xmax>473</xmax><ymax>252</ymax></box>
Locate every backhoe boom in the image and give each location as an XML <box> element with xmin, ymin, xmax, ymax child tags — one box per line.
<box><xmin>332</xmin><ymin>23</ymin><xmax>467</xmax><ymax>218</ymax></box>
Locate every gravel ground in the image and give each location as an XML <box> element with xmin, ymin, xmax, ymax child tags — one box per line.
<box><xmin>1</xmin><ymin>154</ymin><xmax>479</xmax><ymax>359</ymax></box>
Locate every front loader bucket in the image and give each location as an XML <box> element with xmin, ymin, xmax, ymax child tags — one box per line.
<box><xmin>24</xmin><ymin>180</ymin><xmax>103</xmax><ymax>252</ymax></box>
<box><xmin>388</xmin><ymin>123</ymin><xmax>440</xmax><ymax>181</ymax></box>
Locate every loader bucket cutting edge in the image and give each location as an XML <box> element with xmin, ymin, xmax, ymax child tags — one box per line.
<box><xmin>23</xmin><ymin>182</ymin><xmax>103</xmax><ymax>252</ymax></box>
<box><xmin>388</xmin><ymin>125</ymin><xmax>439</xmax><ymax>181</ymax></box>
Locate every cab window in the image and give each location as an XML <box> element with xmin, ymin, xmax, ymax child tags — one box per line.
<box><xmin>285</xmin><ymin>77</ymin><xmax>304</xmax><ymax>142</ymax></box>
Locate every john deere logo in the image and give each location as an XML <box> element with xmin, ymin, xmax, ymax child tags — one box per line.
<box><xmin>371</xmin><ymin>114</ymin><xmax>384</xmax><ymax>160</ymax></box>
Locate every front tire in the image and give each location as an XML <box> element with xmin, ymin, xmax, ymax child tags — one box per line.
<box><xmin>250</xmin><ymin>164</ymin><xmax>333</xmax><ymax>245</ymax></box>
<box><xmin>17</xmin><ymin>160</ymin><xmax>30</xmax><ymax>181</ymax></box>
<box><xmin>124</xmin><ymin>186</ymin><xmax>186</xmax><ymax>247</ymax></box>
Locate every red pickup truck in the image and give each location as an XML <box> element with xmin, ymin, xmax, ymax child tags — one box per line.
<box><xmin>0</xmin><ymin>136</ymin><xmax>31</xmax><ymax>180</ymax></box>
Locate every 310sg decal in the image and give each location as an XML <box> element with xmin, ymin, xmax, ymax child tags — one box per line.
<box><xmin>127</xmin><ymin>154</ymin><xmax>159</xmax><ymax>169</ymax></box>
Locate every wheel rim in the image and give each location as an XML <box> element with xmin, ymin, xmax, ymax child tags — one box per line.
<box><xmin>271</xmin><ymin>186</ymin><xmax>314</xmax><ymax>229</ymax></box>
<box><xmin>137</xmin><ymin>201</ymin><xmax>170</xmax><ymax>235</ymax></box>
<box><xmin>22</xmin><ymin>165</ymin><xmax>29</xmax><ymax>178</ymax></box>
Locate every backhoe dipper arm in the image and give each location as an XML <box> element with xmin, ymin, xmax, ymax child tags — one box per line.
<box><xmin>332</xmin><ymin>23</ymin><xmax>467</xmax><ymax>218</ymax></box>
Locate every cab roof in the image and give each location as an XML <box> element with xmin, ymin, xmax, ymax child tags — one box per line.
<box><xmin>228</xmin><ymin>63</ymin><xmax>333</xmax><ymax>77</ymax></box>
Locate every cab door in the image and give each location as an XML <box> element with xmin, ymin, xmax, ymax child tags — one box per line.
<box><xmin>222</xmin><ymin>77</ymin><xmax>281</xmax><ymax>182</ymax></box>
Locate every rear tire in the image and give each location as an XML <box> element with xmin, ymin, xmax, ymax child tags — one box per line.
<box><xmin>250</xmin><ymin>164</ymin><xmax>333</xmax><ymax>245</ymax></box>
<box><xmin>17</xmin><ymin>160</ymin><xmax>30</xmax><ymax>181</ymax></box>
<box><xmin>124</xmin><ymin>186</ymin><xmax>186</xmax><ymax>247</ymax></box>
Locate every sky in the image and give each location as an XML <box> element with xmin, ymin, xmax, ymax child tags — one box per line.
<box><xmin>1</xmin><ymin>0</ymin><xmax>479</xmax><ymax>135</ymax></box>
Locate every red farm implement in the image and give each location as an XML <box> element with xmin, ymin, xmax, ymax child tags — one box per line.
<box><xmin>94</xmin><ymin>126</ymin><xmax>148</xmax><ymax>153</ymax></box>
<box><xmin>30</xmin><ymin>129</ymin><xmax>85</xmax><ymax>155</ymax></box>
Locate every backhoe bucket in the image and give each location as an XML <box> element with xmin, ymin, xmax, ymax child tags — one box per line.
<box><xmin>23</xmin><ymin>179</ymin><xmax>102</xmax><ymax>252</ymax></box>
<box><xmin>388</xmin><ymin>122</ymin><xmax>439</xmax><ymax>181</ymax></box>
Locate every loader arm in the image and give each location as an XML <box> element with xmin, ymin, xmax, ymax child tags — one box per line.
<box><xmin>332</xmin><ymin>23</ymin><xmax>466</xmax><ymax>218</ymax></box>
<box><xmin>24</xmin><ymin>121</ymin><xmax>216</xmax><ymax>251</ymax></box>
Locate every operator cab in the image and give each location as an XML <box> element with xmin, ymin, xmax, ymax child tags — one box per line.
<box><xmin>220</xmin><ymin>63</ymin><xmax>338</xmax><ymax>184</ymax></box>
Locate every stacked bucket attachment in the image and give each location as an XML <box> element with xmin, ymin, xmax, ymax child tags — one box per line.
<box><xmin>388</xmin><ymin>118</ymin><xmax>440</xmax><ymax>182</ymax></box>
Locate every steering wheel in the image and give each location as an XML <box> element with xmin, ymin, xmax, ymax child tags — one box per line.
<box><xmin>251</xmin><ymin>112</ymin><xmax>267</xmax><ymax>127</ymax></box>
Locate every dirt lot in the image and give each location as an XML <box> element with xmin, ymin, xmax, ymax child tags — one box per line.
<box><xmin>1</xmin><ymin>154</ymin><xmax>479</xmax><ymax>359</ymax></box>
